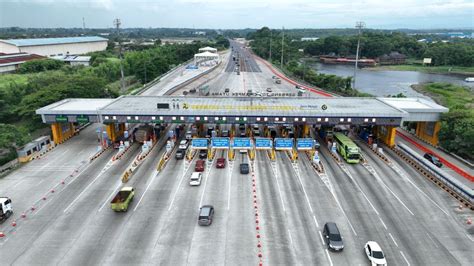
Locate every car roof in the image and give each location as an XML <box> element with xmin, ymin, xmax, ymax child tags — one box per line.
<box><xmin>367</xmin><ymin>241</ymin><xmax>382</xmax><ymax>251</ymax></box>
<box><xmin>191</xmin><ymin>172</ymin><xmax>201</xmax><ymax>177</ymax></box>
<box><xmin>325</xmin><ymin>222</ymin><xmax>339</xmax><ymax>232</ymax></box>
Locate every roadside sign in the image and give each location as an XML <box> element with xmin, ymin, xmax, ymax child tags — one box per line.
<box><xmin>166</xmin><ymin>140</ymin><xmax>172</xmax><ymax>153</ymax></box>
<box><xmin>192</xmin><ymin>138</ymin><xmax>208</xmax><ymax>149</ymax></box>
<box><xmin>76</xmin><ymin>115</ymin><xmax>89</xmax><ymax>123</ymax></box>
<box><xmin>232</xmin><ymin>138</ymin><xmax>252</xmax><ymax>149</ymax></box>
<box><xmin>331</xmin><ymin>142</ymin><xmax>337</xmax><ymax>153</ymax></box>
<box><xmin>124</xmin><ymin>130</ymin><xmax>129</xmax><ymax>139</ymax></box>
<box><xmin>313</xmin><ymin>150</ymin><xmax>320</xmax><ymax>164</ymax></box>
<box><xmin>274</xmin><ymin>138</ymin><xmax>293</xmax><ymax>150</ymax></box>
<box><xmin>55</xmin><ymin>115</ymin><xmax>68</xmax><ymax>122</ymax></box>
<box><xmin>296</xmin><ymin>138</ymin><xmax>314</xmax><ymax>150</ymax></box>
<box><xmin>255</xmin><ymin>138</ymin><xmax>273</xmax><ymax>150</ymax></box>
<box><xmin>211</xmin><ymin>137</ymin><xmax>230</xmax><ymax>149</ymax></box>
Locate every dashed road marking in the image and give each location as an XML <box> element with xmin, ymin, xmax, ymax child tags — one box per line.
<box><xmin>389</xmin><ymin>233</ymin><xmax>399</xmax><ymax>247</ymax></box>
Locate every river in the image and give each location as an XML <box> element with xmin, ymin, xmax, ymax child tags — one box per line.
<box><xmin>309</xmin><ymin>63</ymin><xmax>474</xmax><ymax>97</ymax></box>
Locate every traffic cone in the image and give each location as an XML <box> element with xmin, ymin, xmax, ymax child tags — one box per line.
<box><xmin>11</xmin><ymin>221</ymin><xmax>16</xmax><ymax>227</ymax></box>
<box><xmin>467</xmin><ymin>218</ymin><xmax>472</xmax><ymax>225</ymax></box>
<box><xmin>0</xmin><ymin>232</ymin><xmax>4</xmax><ymax>237</ymax></box>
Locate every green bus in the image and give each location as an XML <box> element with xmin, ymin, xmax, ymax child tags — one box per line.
<box><xmin>334</xmin><ymin>132</ymin><xmax>360</xmax><ymax>163</ymax></box>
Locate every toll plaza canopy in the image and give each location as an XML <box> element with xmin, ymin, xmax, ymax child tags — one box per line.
<box><xmin>36</xmin><ymin>96</ymin><xmax>447</xmax><ymax>125</ymax></box>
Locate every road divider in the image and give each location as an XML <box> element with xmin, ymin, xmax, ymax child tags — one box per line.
<box><xmin>254</xmin><ymin>56</ymin><xmax>334</xmax><ymax>97</ymax></box>
<box><xmin>396</xmin><ymin>130</ymin><xmax>473</xmax><ymax>182</ymax></box>
<box><xmin>394</xmin><ymin>143</ymin><xmax>473</xmax><ymax>210</ymax></box>
<box><xmin>89</xmin><ymin>145</ymin><xmax>111</xmax><ymax>162</ymax></box>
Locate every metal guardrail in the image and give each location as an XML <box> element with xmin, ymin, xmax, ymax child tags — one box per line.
<box><xmin>163</xmin><ymin>62</ymin><xmax>221</xmax><ymax>96</ymax></box>
<box><xmin>397</xmin><ymin>143</ymin><xmax>474</xmax><ymax>205</ymax></box>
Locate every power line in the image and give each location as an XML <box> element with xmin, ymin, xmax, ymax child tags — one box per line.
<box><xmin>114</xmin><ymin>18</ymin><xmax>126</xmax><ymax>93</ymax></box>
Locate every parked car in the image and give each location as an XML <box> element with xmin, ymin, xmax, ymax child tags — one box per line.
<box><xmin>198</xmin><ymin>205</ymin><xmax>214</xmax><ymax>226</ymax></box>
<box><xmin>199</xmin><ymin>149</ymin><xmax>208</xmax><ymax>159</ymax></box>
<box><xmin>424</xmin><ymin>153</ymin><xmax>442</xmax><ymax>167</ymax></box>
<box><xmin>224</xmin><ymin>88</ymin><xmax>230</xmax><ymax>93</ymax></box>
<box><xmin>266</xmin><ymin>88</ymin><xmax>272</xmax><ymax>92</ymax></box>
<box><xmin>175</xmin><ymin>149</ymin><xmax>186</xmax><ymax>160</ymax></box>
<box><xmin>323</xmin><ymin>222</ymin><xmax>344</xmax><ymax>251</ymax></box>
<box><xmin>240</xmin><ymin>132</ymin><xmax>247</xmax><ymax>137</ymax></box>
<box><xmin>189</xmin><ymin>172</ymin><xmax>202</xmax><ymax>186</ymax></box>
<box><xmin>240</xmin><ymin>163</ymin><xmax>249</xmax><ymax>174</ymax></box>
<box><xmin>178</xmin><ymin>139</ymin><xmax>189</xmax><ymax>150</ymax></box>
<box><xmin>216</xmin><ymin>158</ymin><xmax>226</xmax><ymax>168</ymax></box>
<box><xmin>195</xmin><ymin>160</ymin><xmax>205</xmax><ymax>172</ymax></box>
<box><xmin>364</xmin><ymin>241</ymin><xmax>387</xmax><ymax>266</ymax></box>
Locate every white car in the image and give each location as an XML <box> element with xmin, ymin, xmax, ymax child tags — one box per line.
<box><xmin>189</xmin><ymin>172</ymin><xmax>202</xmax><ymax>186</ymax></box>
<box><xmin>364</xmin><ymin>241</ymin><xmax>387</xmax><ymax>266</ymax></box>
<box><xmin>178</xmin><ymin>140</ymin><xmax>189</xmax><ymax>150</ymax></box>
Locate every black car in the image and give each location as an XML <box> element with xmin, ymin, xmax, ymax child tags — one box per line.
<box><xmin>323</xmin><ymin>222</ymin><xmax>344</xmax><ymax>251</ymax></box>
<box><xmin>199</xmin><ymin>149</ymin><xmax>208</xmax><ymax>159</ymax></box>
<box><xmin>424</xmin><ymin>153</ymin><xmax>442</xmax><ymax>167</ymax></box>
<box><xmin>198</xmin><ymin>205</ymin><xmax>214</xmax><ymax>226</ymax></box>
<box><xmin>175</xmin><ymin>149</ymin><xmax>185</xmax><ymax>160</ymax></box>
<box><xmin>240</xmin><ymin>163</ymin><xmax>249</xmax><ymax>174</ymax></box>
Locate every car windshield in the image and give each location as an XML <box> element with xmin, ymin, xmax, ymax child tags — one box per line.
<box><xmin>372</xmin><ymin>251</ymin><xmax>384</xmax><ymax>259</ymax></box>
<box><xmin>329</xmin><ymin>234</ymin><xmax>342</xmax><ymax>241</ymax></box>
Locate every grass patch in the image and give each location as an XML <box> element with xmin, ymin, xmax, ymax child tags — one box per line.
<box><xmin>412</xmin><ymin>82</ymin><xmax>473</xmax><ymax>110</ymax></box>
<box><xmin>373</xmin><ymin>64</ymin><xmax>474</xmax><ymax>75</ymax></box>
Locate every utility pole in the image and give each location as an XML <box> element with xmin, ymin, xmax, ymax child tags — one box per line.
<box><xmin>82</xmin><ymin>17</ymin><xmax>86</xmax><ymax>34</ymax></box>
<box><xmin>281</xmin><ymin>27</ymin><xmax>284</xmax><ymax>69</ymax></box>
<box><xmin>269</xmin><ymin>30</ymin><xmax>272</xmax><ymax>62</ymax></box>
<box><xmin>114</xmin><ymin>18</ymin><xmax>126</xmax><ymax>94</ymax></box>
<box><xmin>353</xmin><ymin>21</ymin><xmax>365</xmax><ymax>89</ymax></box>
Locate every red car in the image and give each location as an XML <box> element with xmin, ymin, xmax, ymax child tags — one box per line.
<box><xmin>195</xmin><ymin>160</ymin><xmax>205</xmax><ymax>172</ymax></box>
<box><xmin>216</xmin><ymin>158</ymin><xmax>226</xmax><ymax>168</ymax></box>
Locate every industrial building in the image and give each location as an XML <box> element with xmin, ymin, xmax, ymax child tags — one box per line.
<box><xmin>0</xmin><ymin>52</ymin><xmax>44</xmax><ymax>74</ymax></box>
<box><xmin>0</xmin><ymin>36</ymin><xmax>108</xmax><ymax>57</ymax></box>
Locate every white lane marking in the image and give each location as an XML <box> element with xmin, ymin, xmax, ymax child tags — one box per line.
<box><xmin>98</xmin><ymin>181</ymin><xmax>122</xmax><ymax>212</ymax></box>
<box><xmin>0</xmin><ymin>238</ymin><xmax>10</xmax><ymax>246</ymax></box>
<box><xmin>227</xmin><ymin>160</ymin><xmax>232</xmax><ymax>210</ymax></box>
<box><xmin>294</xmin><ymin>166</ymin><xmax>315</xmax><ymax>214</ymax></box>
<box><xmin>379</xmin><ymin>216</ymin><xmax>388</xmax><ymax>230</ymax></box>
<box><xmin>12</xmin><ymin>179</ymin><xmax>25</xmax><ymax>188</ymax></box>
<box><xmin>133</xmin><ymin>170</ymin><xmax>160</xmax><ymax>212</ymax></box>
<box><xmin>391</xmin><ymin>164</ymin><xmax>449</xmax><ymax>216</ymax></box>
<box><xmin>271</xmin><ymin>160</ymin><xmax>286</xmax><ymax>212</ymax></box>
<box><xmin>340</xmin><ymin>166</ymin><xmax>380</xmax><ymax>216</ymax></box>
<box><xmin>313</xmin><ymin>215</ymin><xmax>320</xmax><ymax>228</ymax></box>
<box><xmin>325</xmin><ymin>249</ymin><xmax>334</xmax><ymax>266</ymax></box>
<box><xmin>426</xmin><ymin>232</ymin><xmax>439</xmax><ymax>248</ymax></box>
<box><xmin>36</xmin><ymin>179</ymin><xmax>44</xmax><ymax>186</ymax></box>
<box><xmin>400</xmin><ymin>251</ymin><xmax>410</xmax><ymax>266</ymax></box>
<box><xmin>331</xmin><ymin>192</ymin><xmax>357</xmax><ymax>236</ymax></box>
<box><xmin>389</xmin><ymin>233</ymin><xmax>399</xmax><ymax>247</ymax></box>
<box><xmin>288</xmin><ymin>229</ymin><xmax>294</xmax><ymax>244</ymax></box>
<box><xmin>318</xmin><ymin>230</ymin><xmax>325</xmax><ymax>245</ymax></box>
<box><xmin>63</xmin><ymin>170</ymin><xmax>106</xmax><ymax>213</ymax></box>
<box><xmin>198</xmin><ymin>159</ymin><xmax>213</xmax><ymax>207</ymax></box>
<box><xmin>465</xmin><ymin>233</ymin><xmax>474</xmax><ymax>242</ymax></box>
<box><xmin>168</xmin><ymin>159</ymin><xmax>192</xmax><ymax>210</ymax></box>
<box><xmin>382</xmin><ymin>183</ymin><xmax>415</xmax><ymax>216</ymax></box>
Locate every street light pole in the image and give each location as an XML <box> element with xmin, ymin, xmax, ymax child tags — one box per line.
<box><xmin>353</xmin><ymin>21</ymin><xmax>365</xmax><ymax>89</ymax></box>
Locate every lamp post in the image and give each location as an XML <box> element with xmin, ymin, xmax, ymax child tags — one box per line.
<box><xmin>353</xmin><ymin>21</ymin><xmax>365</xmax><ymax>89</ymax></box>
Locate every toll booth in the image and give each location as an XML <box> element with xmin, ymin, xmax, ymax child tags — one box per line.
<box><xmin>17</xmin><ymin>136</ymin><xmax>53</xmax><ymax>162</ymax></box>
<box><xmin>50</xmin><ymin>122</ymin><xmax>75</xmax><ymax>144</ymax></box>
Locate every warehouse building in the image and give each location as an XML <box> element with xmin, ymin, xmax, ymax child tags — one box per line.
<box><xmin>0</xmin><ymin>36</ymin><xmax>108</xmax><ymax>57</ymax></box>
<box><xmin>0</xmin><ymin>52</ymin><xmax>44</xmax><ymax>74</ymax></box>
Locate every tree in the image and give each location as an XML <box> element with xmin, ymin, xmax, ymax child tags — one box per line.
<box><xmin>18</xmin><ymin>58</ymin><xmax>64</xmax><ymax>73</ymax></box>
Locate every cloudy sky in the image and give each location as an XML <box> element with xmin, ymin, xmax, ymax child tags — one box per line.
<box><xmin>0</xmin><ymin>0</ymin><xmax>473</xmax><ymax>29</ymax></box>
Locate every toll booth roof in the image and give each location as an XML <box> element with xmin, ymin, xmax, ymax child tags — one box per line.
<box><xmin>98</xmin><ymin>96</ymin><xmax>407</xmax><ymax>117</ymax></box>
<box><xmin>379</xmin><ymin>97</ymin><xmax>448</xmax><ymax>121</ymax></box>
<box><xmin>36</xmin><ymin>98</ymin><xmax>116</xmax><ymax>115</ymax></box>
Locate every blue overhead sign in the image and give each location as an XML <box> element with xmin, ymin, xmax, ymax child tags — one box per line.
<box><xmin>274</xmin><ymin>138</ymin><xmax>294</xmax><ymax>150</ymax></box>
<box><xmin>297</xmin><ymin>138</ymin><xmax>314</xmax><ymax>150</ymax></box>
<box><xmin>255</xmin><ymin>138</ymin><xmax>272</xmax><ymax>150</ymax></box>
<box><xmin>212</xmin><ymin>137</ymin><xmax>230</xmax><ymax>149</ymax></box>
<box><xmin>232</xmin><ymin>138</ymin><xmax>252</xmax><ymax>149</ymax></box>
<box><xmin>192</xmin><ymin>138</ymin><xmax>208</xmax><ymax>149</ymax></box>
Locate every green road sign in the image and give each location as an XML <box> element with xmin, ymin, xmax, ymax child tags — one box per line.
<box><xmin>55</xmin><ymin>115</ymin><xmax>68</xmax><ymax>122</ymax></box>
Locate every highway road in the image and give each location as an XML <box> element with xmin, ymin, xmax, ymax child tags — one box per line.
<box><xmin>1</xmin><ymin>40</ymin><xmax>473</xmax><ymax>265</ymax></box>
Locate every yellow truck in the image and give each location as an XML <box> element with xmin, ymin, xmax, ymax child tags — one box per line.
<box><xmin>111</xmin><ymin>187</ymin><xmax>135</xmax><ymax>212</ymax></box>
